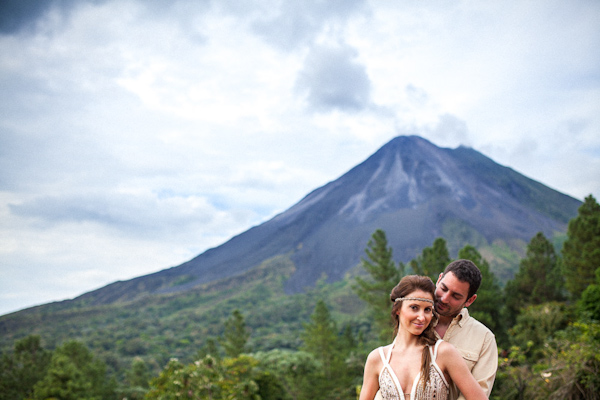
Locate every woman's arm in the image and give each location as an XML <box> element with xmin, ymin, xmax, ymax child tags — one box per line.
<box><xmin>359</xmin><ymin>349</ymin><xmax>382</xmax><ymax>400</ymax></box>
<box><xmin>439</xmin><ymin>342</ymin><xmax>488</xmax><ymax>400</ymax></box>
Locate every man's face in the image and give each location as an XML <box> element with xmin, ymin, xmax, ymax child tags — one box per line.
<box><xmin>434</xmin><ymin>271</ymin><xmax>476</xmax><ymax>318</ymax></box>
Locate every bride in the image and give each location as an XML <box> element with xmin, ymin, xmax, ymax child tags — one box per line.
<box><xmin>359</xmin><ymin>275</ymin><xmax>488</xmax><ymax>400</ymax></box>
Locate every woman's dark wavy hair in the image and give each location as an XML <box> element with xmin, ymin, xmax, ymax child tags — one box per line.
<box><xmin>390</xmin><ymin>275</ymin><xmax>438</xmax><ymax>388</ymax></box>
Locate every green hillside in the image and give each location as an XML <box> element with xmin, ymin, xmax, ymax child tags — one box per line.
<box><xmin>0</xmin><ymin>255</ymin><xmax>371</xmax><ymax>380</ymax></box>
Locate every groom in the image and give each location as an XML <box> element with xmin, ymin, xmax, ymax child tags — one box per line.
<box><xmin>433</xmin><ymin>259</ymin><xmax>498</xmax><ymax>399</ymax></box>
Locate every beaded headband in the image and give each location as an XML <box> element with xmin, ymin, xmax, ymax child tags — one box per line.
<box><xmin>394</xmin><ymin>297</ymin><xmax>434</xmax><ymax>304</ymax></box>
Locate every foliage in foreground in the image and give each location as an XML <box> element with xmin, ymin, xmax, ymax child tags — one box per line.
<box><xmin>146</xmin><ymin>355</ymin><xmax>261</xmax><ymax>400</ymax></box>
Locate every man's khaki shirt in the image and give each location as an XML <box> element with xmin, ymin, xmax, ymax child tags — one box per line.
<box><xmin>435</xmin><ymin>308</ymin><xmax>498</xmax><ymax>399</ymax></box>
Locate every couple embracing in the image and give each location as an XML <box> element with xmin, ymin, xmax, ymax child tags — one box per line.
<box><xmin>360</xmin><ymin>260</ymin><xmax>498</xmax><ymax>400</ymax></box>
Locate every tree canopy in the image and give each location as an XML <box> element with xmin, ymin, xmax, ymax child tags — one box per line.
<box><xmin>458</xmin><ymin>245</ymin><xmax>504</xmax><ymax>341</ymax></box>
<box><xmin>504</xmin><ymin>232</ymin><xmax>565</xmax><ymax>328</ymax></box>
<box><xmin>409</xmin><ymin>237</ymin><xmax>451</xmax><ymax>279</ymax></box>
<box><xmin>562</xmin><ymin>195</ymin><xmax>600</xmax><ymax>298</ymax></box>
<box><xmin>221</xmin><ymin>309</ymin><xmax>250</xmax><ymax>358</ymax></box>
<box><xmin>352</xmin><ymin>229</ymin><xmax>402</xmax><ymax>340</ymax></box>
<box><xmin>32</xmin><ymin>340</ymin><xmax>114</xmax><ymax>400</ymax></box>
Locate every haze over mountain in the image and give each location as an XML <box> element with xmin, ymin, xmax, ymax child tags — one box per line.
<box><xmin>74</xmin><ymin>135</ymin><xmax>581</xmax><ymax>307</ymax></box>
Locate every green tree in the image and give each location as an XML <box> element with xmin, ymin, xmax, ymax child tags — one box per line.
<box><xmin>300</xmin><ymin>299</ymin><xmax>357</xmax><ymax>398</ymax></box>
<box><xmin>0</xmin><ymin>335</ymin><xmax>51</xmax><ymax>400</ymax></box>
<box><xmin>197</xmin><ymin>337</ymin><xmax>221</xmax><ymax>361</ymax></box>
<box><xmin>337</xmin><ymin>323</ymin><xmax>365</xmax><ymax>398</ymax></box>
<box><xmin>254</xmin><ymin>370</ymin><xmax>289</xmax><ymax>400</ymax></box>
<box><xmin>492</xmin><ymin>344</ymin><xmax>537</xmax><ymax>400</ymax></box>
<box><xmin>118</xmin><ymin>357</ymin><xmax>151</xmax><ymax>400</ymax></box>
<box><xmin>457</xmin><ymin>245</ymin><xmax>506</xmax><ymax>343</ymax></box>
<box><xmin>410</xmin><ymin>237</ymin><xmax>451</xmax><ymax>279</ymax></box>
<box><xmin>504</xmin><ymin>232</ymin><xmax>565</xmax><ymax>327</ymax></box>
<box><xmin>509</xmin><ymin>302</ymin><xmax>569</xmax><ymax>362</ymax></box>
<box><xmin>146</xmin><ymin>356</ymin><xmax>221</xmax><ymax>399</ymax></box>
<box><xmin>221</xmin><ymin>309</ymin><xmax>250</xmax><ymax>358</ymax></box>
<box><xmin>33</xmin><ymin>340</ymin><xmax>115</xmax><ymax>400</ymax></box>
<box><xmin>562</xmin><ymin>194</ymin><xmax>600</xmax><ymax>299</ymax></box>
<box><xmin>339</xmin><ymin>323</ymin><xmax>357</xmax><ymax>358</ymax></box>
<box><xmin>220</xmin><ymin>356</ymin><xmax>261</xmax><ymax>399</ymax></box>
<box><xmin>494</xmin><ymin>320</ymin><xmax>600</xmax><ymax>400</ymax></box>
<box><xmin>301</xmin><ymin>300</ymin><xmax>339</xmax><ymax>378</ymax></box>
<box><xmin>253</xmin><ymin>349</ymin><xmax>321</xmax><ymax>400</ymax></box>
<box><xmin>578</xmin><ymin>267</ymin><xmax>600</xmax><ymax>320</ymax></box>
<box><xmin>146</xmin><ymin>355</ymin><xmax>261</xmax><ymax>400</ymax></box>
<box><xmin>539</xmin><ymin>321</ymin><xmax>600</xmax><ymax>399</ymax></box>
<box><xmin>353</xmin><ymin>229</ymin><xmax>402</xmax><ymax>340</ymax></box>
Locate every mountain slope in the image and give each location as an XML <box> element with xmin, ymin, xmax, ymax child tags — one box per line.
<box><xmin>76</xmin><ymin>135</ymin><xmax>581</xmax><ymax>304</ymax></box>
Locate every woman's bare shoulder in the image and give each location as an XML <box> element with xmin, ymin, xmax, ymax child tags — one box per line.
<box><xmin>436</xmin><ymin>341</ymin><xmax>464</xmax><ymax>366</ymax></box>
<box><xmin>365</xmin><ymin>344</ymin><xmax>388</xmax><ymax>367</ymax></box>
<box><xmin>436</xmin><ymin>341</ymin><xmax>461</xmax><ymax>358</ymax></box>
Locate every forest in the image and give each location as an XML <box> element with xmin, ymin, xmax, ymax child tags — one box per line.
<box><xmin>1</xmin><ymin>194</ymin><xmax>599</xmax><ymax>400</ymax></box>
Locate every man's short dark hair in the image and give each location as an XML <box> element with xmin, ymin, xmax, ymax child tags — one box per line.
<box><xmin>442</xmin><ymin>259</ymin><xmax>482</xmax><ymax>299</ymax></box>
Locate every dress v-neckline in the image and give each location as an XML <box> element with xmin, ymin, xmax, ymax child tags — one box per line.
<box><xmin>384</xmin><ymin>339</ymin><xmax>421</xmax><ymax>400</ymax></box>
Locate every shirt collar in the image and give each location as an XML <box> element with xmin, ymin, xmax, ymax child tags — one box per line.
<box><xmin>454</xmin><ymin>307</ymin><xmax>470</xmax><ymax>327</ymax></box>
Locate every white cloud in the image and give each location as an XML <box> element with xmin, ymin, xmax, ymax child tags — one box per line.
<box><xmin>296</xmin><ymin>42</ymin><xmax>372</xmax><ymax>112</ymax></box>
<box><xmin>250</xmin><ymin>0</ymin><xmax>366</xmax><ymax>50</ymax></box>
<box><xmin>0</xmin><ymin>0</ymin><xmax>599</xmax><ymax>315</ymax></box>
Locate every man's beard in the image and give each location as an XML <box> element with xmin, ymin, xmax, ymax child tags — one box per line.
<box><xmin>434</xmin><ymin>300</ymin><xmax>464</xmax><ymax>317</ymax></box>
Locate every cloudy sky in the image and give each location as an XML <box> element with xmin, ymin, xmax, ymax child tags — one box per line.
<box><xmin>1</xmin><ymin>0</ymin><xmax>599</xmax><ymax>316</ymax></box>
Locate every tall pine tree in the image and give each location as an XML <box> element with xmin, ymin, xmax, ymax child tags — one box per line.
<box><xmin>221</xmin><ymin>309</ymin><xmax>250</xmax><ymax>358</ymax></box>
<box><xmin>562</xmin><ymin>195</ymin><xmax>600</xmax><ymax>299</ymax></box>
<box><xmin>353</xmin><ymin>229</ymin><xmax>402</xmax><ymax>340</ymax></box>
<box><xmin>409</xmin><ymin>237</ymin><xmax>451</xmax><ymax>280</ymax></box>
<box><xmin>504</xmin><ymin>232</ymin><xmax>565</xmax><ymax>327</ymax></box>
<box><xmin>457</xmin><ymin>245</ymin><xmax>504</xmax><ymax>343</ymax></box>
<box><xmin>301</xmin><ymin>300</ymin><xmax>339</xmax><ymax>378</ymax></box>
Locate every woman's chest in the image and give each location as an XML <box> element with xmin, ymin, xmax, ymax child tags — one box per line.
<box><xmin>388</xmin><ymin>350</ymin><xmax>422</xmax><ymax>392</ymax></box>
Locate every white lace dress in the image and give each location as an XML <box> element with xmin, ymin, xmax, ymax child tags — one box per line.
<box><xmin>378</xmin><ymin>339</ymin><xmax>450</xmax><ymax>400</ymax></box>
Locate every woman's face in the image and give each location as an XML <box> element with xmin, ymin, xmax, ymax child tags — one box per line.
<box><xmin>397</xmin><ymin>289</ymin><xmax>434</xmax><ymax>336</ymax></box>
